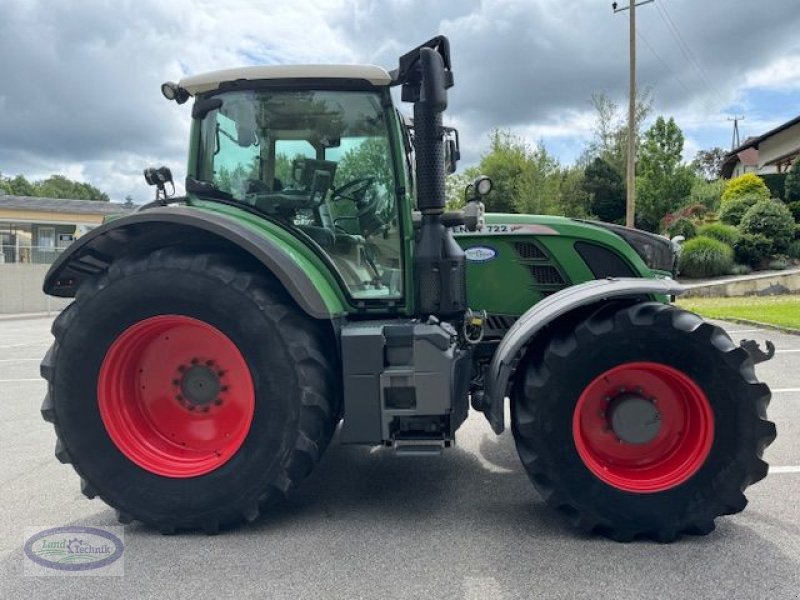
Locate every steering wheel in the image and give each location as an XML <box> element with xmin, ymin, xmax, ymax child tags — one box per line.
<box><xmin>332</xmin><ymin>177</ymin><xmax>374</xmax><ymax>205</ymax></box>
<box><xmin>332</xmin><ymin>177</ymin><xmax>389</xmax><ymax>237</ymax></box>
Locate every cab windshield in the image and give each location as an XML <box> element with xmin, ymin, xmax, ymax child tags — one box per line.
<box><xmin>196</xmin><ymin>89</ymin><xmax>402</xmax><ymax>300</ymax></box>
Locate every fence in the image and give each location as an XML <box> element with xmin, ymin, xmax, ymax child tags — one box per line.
<box><xmin>0</xmin><ymin>244</ymin><xmax>66</xmax><ymax>265</ymax></box>
<box><xmin>0</xmin><ymin>263</ymin><xmax>71</xmax><ymax>315</ymax></box>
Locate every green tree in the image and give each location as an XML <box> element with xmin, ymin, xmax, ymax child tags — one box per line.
<box><xmin>334</xmin><ymin>137</ymin><xmax>394</xmax><ymax>195</ymax></box>
<box><xmin>583</xmin><ymin>157</ymin><xmax>625</xmax><ymax>222</ymax></box>
<box><xmin>33</xmin><ymin>175</ymin><xmax>109</xmax><ymax>201</ymax></box>
<box><xmin>445</xmin><ymin>166</ymin><xmax>480</xmax><ymax>210</ymax></box>
<box><xmin>785</xmin><ymin>156</ymin><xmax>800</xmax><ymax>203</ymax></box>
<box><xmin>8</xmin><ymin>174</ymin><xmax>35</xmax><ymax>196</ymax></box>
<box><xmin>692</xmin><ymin>147</ymin><xmax>726</xmax><ymax>180</ymax></box>
<box><xmin>636</xmin><ymin>117</ymin><xmax>694</xmax><ymax>231</ymax></box>
<box><xmin>558</xmin><ymin>167</ymin><xmax>591</xmax><ymax>218</ymax></box>
<box><xmin>476</xmin><ymin>130</ymin><xmax>561</xmax><ymax>214</ymax></box>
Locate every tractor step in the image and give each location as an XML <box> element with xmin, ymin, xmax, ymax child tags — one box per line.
<box><xmin>393</xmin><ymin>439</ymin><xmax>450</xmax><ymax>456</ymax></box>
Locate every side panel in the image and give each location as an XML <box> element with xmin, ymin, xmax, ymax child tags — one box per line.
<box><xmin>456</xmin><ymin>214</ymin><xmax>655</xmax><ymax>317</ymax></box>
<box><xmin>43</xmin><ymin>205</ymin><xmax>348</xmax><ymax>319</ymax></box>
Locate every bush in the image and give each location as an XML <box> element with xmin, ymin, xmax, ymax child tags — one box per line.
<box><xmin>733</xmin><ymin>233</ymin><xmax>772</xmax><ymax>267</ymax></box>
<box><xmin>719</xmin><ymin>193</ymin><xmax>760</xmax><ymax>225</ymax></box>
<box><xmin>728</xmin><ymin>264</ymin><xmax>752</xmax><ymax>276</ymax></box>
<box><xmin>786</xmin><ymin>156</ymin><xmax>800</xmax><ymax>203</ymax></box>
<box><xmin>678</xmin><ymin>236</ymin><xmax>734</xmax><ymax>278</ymax></box>
<box><xmin>722</xmin><ymin>173</ymin><xmax>771</xmax><ymax>204</ymax></box>
<box><xmin>699</xmin><ymin>222</ymin><xmax>739</xmax><ymax>246</ymax></box>
<box><xmin>768</xmin><ymin>259</ymin><xmax>788</xmax><ymax>271</ymax></box>
<box><xmin>761</xmin><ymin>173</ymin><xmax>788</xmax><ymax>200</ymax></box>
<box><xmin>664</xmin><ymin>217</ymin><xmax>697</xmax><ymax>240</ymax></box>
<box><xmin>739</xmin><ymin>199</ymin><xmax>795</xmax><ymax>252</ymax></box>
<box><xmin>787</xmin><ymin>240</ymin><xmax>800</xmax><ymax>259</ymax></box>
<box><xmin>690</xmin><ymin>179</ymin><xmax>726</xmax><ymax>212</ymax></box>
<box><xmin>787</xmin><ymin>201</ymin><xmax>800</xmax><ymax>222</ymax></box>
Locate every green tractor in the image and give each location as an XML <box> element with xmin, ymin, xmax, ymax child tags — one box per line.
<box><xmin>41</xmin><ymin>37</ymin><xmax>775</xmax><ymax>541</ymax></box>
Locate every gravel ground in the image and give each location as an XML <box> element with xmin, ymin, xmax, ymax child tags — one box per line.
<box><xmin>1</xmin><ymin>315</ymin><xmax>798</xmax><ymax>599</ymax></box>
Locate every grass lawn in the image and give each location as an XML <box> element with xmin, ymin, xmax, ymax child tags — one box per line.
<box><xmin>676</xmin><ymin>295</ymin><xmax>800</xmax><ymax>330</ymax></box>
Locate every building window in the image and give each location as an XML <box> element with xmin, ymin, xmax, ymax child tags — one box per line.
<box><xmin>38</xmin><ymin>227</ymin><xmax>55</xmax><ymax>250</ymax></box>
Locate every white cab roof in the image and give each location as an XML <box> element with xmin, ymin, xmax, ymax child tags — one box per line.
<box><xmin>179</xmin><ymin>64</ymin><xmax>392</xmax><ymax>95</ymax></box>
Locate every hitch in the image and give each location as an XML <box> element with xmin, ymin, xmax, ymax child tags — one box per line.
<box><xmin>740</xmin><ymin>339</ymin><xmax>776</xmax><ymax>364</ymax></box>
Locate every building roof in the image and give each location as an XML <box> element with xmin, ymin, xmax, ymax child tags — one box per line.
<box><xmin>0</xmin><ymin>195</ymin><xmax>130</xmax><ymax>215</ymax></box>
<box><xmin>728</xmin><ymin>114</ymin><xmax>800</xmax><ymax>155</ymax></box>
<box><xmin>179</xmin><ymin>64</ymin><xmax>392</xmax><ymax>95</ymax></box>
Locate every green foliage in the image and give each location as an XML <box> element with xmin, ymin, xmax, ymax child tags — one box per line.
<box><xmin>760</xmin><ymin>173</ymin><xmax>787</xmax><ymax>200</ymax></box>
<box><xmin>733</xmin><ymin>233</ymin><xmax>772</xmax><ymax>267</ymax></box>
<box><xmin>558</xmin><ymin>167</ymin><xmax>592</xmax><ymax>218</ymax></box>
<box><xmin>721</xmin><ymin>173</ymin><xmax>770</xmax><ymax>204</ymax></box>
<box><xmin>719</xmin><ymin>193</ymin><xmax>760</xmax><ymax>225</ymax></box>
<box><xmin>583</xmin><ymin>157</ymin><xmax>624</xmax><ymax>222</ymax></box>
<box><xmin>689</xmin><ymin>178</ymin><xmax>726</xmax><ymax>212</ymax></box>
<box><xmin>444</xmin><ymin>167</ymin><xmax>480</xmax><ymax>210</ymax></box>
<box><xmin>0</xmin><ymin>172</ymin><xmax>109</xmax><ymax>201</ymax></box>
<box><xmin>335</xmin><ymin>137</ymin><xmax>394</xmax><ymax>197</ymax></box>
<box><xmin>692</xmin><ymin>147</ymin><xmax>726</xmax><ymax>180</ymax></box>
<box><xmin>785</xmin><ymin>156</ymin><xmax>800</xmax><ymax>203</ymax></box>
<box><xmin>787</xmin><ymin>240</ymin><xmax>800</xmax><ymax>259</ymax></box>
<box><xmin>739</xmin><ymin>199</ymin><xmax>795</xmax><ymax>252</ymax></box>
<box><xmin>788</xmin><ymin>201</ymin><xmax>800</xmax><ymax>222</ymax></box>
<box><xmin>636</xmin><ymin>117</ymin><xmax>694</xmax><ymax>231</ymax></box>
<box><xmin>664</xmin><ymin>217</ymin><xmax>697</xmax><ymax>240</ymax></box>
<box><xmin>698</xmin><ymin>222</ymin><xmax>740</xmax><ymax>246</ymax></box>
<box><xmin>678</xmin><ymin>235</ymin><xmax>734</xmax><ymax>278</ymax></box>
<box><xmin>477</xmin><ymin>130</ymin><xmax>561</xmax><ymax>214</ymax></box>
<box><xmin>729</xmin><ymin>264</ymin><xmax>752</xmax><ymax>276</ymax></box>
<box><xmin>768</xmin><ymin>259</ymin><xmax>788</xmax><ymax>271</ymax></box>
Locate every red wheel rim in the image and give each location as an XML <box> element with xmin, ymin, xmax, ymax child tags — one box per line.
<box><xmin>98</xmin><ymin>315</ymin><xmax>255</xmax><ymax>478</ymax></box>
<box><xmin>572</xmin><ymin>362</ymin><xmax>714</xmax><ymax>493</ymax></box>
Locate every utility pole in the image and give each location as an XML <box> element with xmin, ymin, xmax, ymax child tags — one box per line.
<box><xmin>728</xmin><ymin>115</ymin><xmax>744</xmax><ymax>150</ymax></box>
<box><xmin>613</xmin><ymin>0</ymin><xmax>654</xmax><ymax>228</ymax></box>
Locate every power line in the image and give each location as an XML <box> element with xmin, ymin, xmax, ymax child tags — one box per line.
<box><xmin>636</xmin><ymin>29</ymin><xmax>693</xmax><ymax>97</ymax></box>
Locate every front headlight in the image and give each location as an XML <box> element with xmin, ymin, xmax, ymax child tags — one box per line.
<box><xmin>588</xmin><ymin>221</ymin><xmax>678</xmax><ymax>275</ymax></box>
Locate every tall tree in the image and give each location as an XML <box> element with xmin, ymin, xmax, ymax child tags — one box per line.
<box><xmin>785</xmin><ymin>156</ymin><xmax>800</xmax><ymax>203</ymax></box>
<box><xmin>636</xmin><ymin>117</ymin><xmax>695</xmax><ymax>231</ymax></box>
<box><xmin>692</xmin><ymin>147</ymin><xmax>726</xmax><ymax>180</ymax></box>
<box><xmin>583</xmin><ymin>157</ymin><xmax>625</xmax><ymax>222</ymax></box>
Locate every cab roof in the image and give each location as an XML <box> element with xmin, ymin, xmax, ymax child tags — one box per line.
<box><xmin>179</xmin><ymin>64</ymin><xmax>392</xmax><ymax>95</ymax></box>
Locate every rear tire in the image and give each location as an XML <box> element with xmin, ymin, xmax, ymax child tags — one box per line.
<box><xmin>511</xmin><ymin>302</ymin><xmax>775</xmax><ymax>542</ymax></box>
<box><xmin>40</xmin><ymin>248</ymin><xmax>339</xmax><ymax>533</ymax></box>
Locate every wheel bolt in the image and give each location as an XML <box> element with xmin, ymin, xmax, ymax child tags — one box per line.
<box><xmin>215</xmin><ymin>399</ymin><xmax>223</xmax><ymax>406</ymax></box>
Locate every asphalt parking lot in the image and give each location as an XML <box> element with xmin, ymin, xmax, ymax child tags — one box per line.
<box><xmin>1</xmin><ymin>315</ymin><xmax>798</xmax><ymax>599</ymax></box>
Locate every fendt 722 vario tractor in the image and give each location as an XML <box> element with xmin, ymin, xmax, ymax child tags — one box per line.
<box><xmin>41</xmin><ymin>37</ymin><xmax>775</xmax><ymax>541</ymax></box>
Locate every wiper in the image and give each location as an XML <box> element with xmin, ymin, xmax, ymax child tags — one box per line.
<box><xmin>185</xmin><ymin>177</ymin><xmax>234</xmax><ymax>201</ymax></box>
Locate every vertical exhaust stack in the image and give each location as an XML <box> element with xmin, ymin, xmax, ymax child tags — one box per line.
<box><xmin>394</xmin><ymin>37</ymin><xmax>466</xmax><ymax>318</ymax></box>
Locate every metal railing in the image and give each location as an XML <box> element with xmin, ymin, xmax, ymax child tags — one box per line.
<box><xmin>0</xmin><ymin>245</ymin><xmax>66</xmax><ymax>265</ymax></box>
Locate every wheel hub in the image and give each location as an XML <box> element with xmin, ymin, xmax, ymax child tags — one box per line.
<box><xmin>179</xmin><ymin>364</ymin><xmax>221</xmax><ymax>407</ymax></box>
<box><xmin>608</xmin><ymin>393</ymin><xmax>661</xmax><ymax>445</ymax></box>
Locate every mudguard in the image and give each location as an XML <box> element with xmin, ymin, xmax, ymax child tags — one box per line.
<box><xmin>43</xmin><ymin>206</ymin><xmax>345</xmax><ymax>319</ymax></box>
<box><xmin>480</xmin><ymin>277</ymin><xmax>685</xmax><ymax>434</ymax></box>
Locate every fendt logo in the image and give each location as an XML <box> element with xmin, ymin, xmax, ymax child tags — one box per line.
<box><xmin>464</xmin><ymin>246</ymin><xmax>497</xmax><ymax>262</ymax></box>
<box><xmin>23</xmin><ymin>526</ymin><xmax>124</xmax><ymax>576</ymax></box>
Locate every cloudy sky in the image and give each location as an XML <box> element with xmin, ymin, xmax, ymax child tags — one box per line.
<box><xmin>1</xmin><ymin>0</ymin><xmax>799</xmax><ymax>202</ymax></box>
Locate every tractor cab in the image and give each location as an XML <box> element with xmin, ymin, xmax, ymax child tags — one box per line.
<box><xmin>180</xmin><ymin>68</ymin><xmax>408</xmax><ymax>301</ymax></box>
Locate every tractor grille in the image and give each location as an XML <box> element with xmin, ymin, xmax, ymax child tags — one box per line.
<box><xmin>528</xmin><ymin>265</ymin><xmax>566</xmax><ymax>286</ymax></box>
<box><xmin>513</xmin><ymin>241</ymin><xmax>547</xmax><ymax>260</ymax></box>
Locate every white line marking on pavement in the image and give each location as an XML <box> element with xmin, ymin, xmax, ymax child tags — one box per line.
<box><xmin>0</xmin><ymin>378</ymin><xmax>42</xmax><ymax>383</ymax></box>
<box><xmin>0</xmin><ymin>358</ymin><xmax>40</xmax><ymax>363</ymax></box>
<box><xmin>774</xmin><ymin>349</ymin><xmax>800</xmax><ymax>353</ymax></box>
<box><xmin>726</xmin><ymin>329</ymin><xmax>763</xmax><ymax>334</ymax></box>
<box><xmin>770</xmin><ymin>466</ymin><xmax>800</xmax><ymax>474</ymax></box>
<box><xmin>0</xmin><ymin>340</ymin><xmax>50</xmax><ymax>350</ymax></box>
<box><xmin>773</xmin><ymin>388</ymin><xmax>800</xmax><ymax>394</ymax></box>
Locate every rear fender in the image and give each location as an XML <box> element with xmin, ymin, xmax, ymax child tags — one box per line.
<box><xmin>480</xmin><ymin>277</ymin><xmax>685</xmax><ymax>434</ymax></box>
<box><xmin>43</xmin><ymin>206</ymin><xmax>346</xmax><ymax>320</ymax></box>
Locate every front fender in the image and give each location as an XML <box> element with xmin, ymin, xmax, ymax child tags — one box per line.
<box><xmin>480</xmin><ymin>277</ymin><xmax>685</xmax><ymax>434</ymax></box>
<box><xmin>44</xmin><ymin>206</ymin><xmax>347</xmax><ymax>319</ymax></box>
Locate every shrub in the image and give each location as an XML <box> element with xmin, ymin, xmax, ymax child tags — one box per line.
<box><xmin>787</xmin><ymin>201</ymin><xmax>800</xmax><ymax>222</ymax></box>
<box><xmin>761</xmin><ymin>173</ymin><xmax>788</xmax><ymax>200</ymax></box>
<box><xmin>739</xmin><ymin>199</ymin><xmax>795</xmax><ymax>252</ymax></box>
<box><xmin>721</xmin><ymin>173</ymin><xmax>771</xmax><ymax>204</ymax></box>
<box><xmin>768</xmin><ymin>259</ymin><xmax>788</xmax><ymax>271</ymax></box>
<box><xmin>719</xmin><ymin>193</ymin><xmax>760</xmax><ymax>225</ymax></box>
<box><xmin>728</xmin><ymin>264</ymin><xmax>752</xmax><ymax>276</ymax></box>
<box><xmin>786</xmin><ymin>156</ymin><xmax>800</xmax><ymax>203</ymax></box>
<box><xmin>664</xmin><ymin>217</ymin><xmax>697</xmax><ymax>240</ymax></box>
<box><xmin>699</xmin><ymin>222</ymin><xmax>739</xmax><ymax>246</ymax></box>
<box><xmin>690</xmin><ymin>179</ymin><xmax>726</xmax><ymax>212</ymax></box>
<box><xmin>787</xmin><ymin>240</ymin><xmax>800</xmax><ymax>259</ymax></box>
<box><xmin>678</xmin><ymin>236</ymin><xmax>734</xmax><ymax>278</ymax></box>
<box><xmin>733</xmin><ymin>233</ymin><xmax>772</xmax><ymax>267</ymax></box>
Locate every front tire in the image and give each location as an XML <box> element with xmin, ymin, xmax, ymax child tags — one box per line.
<box><xmin>40</xmin><ymin>249</ymin><xmax>339</xmax><ymax>533</ymax></box>
<box><xmin>511</xmin><ymin>302</ymin><xmax>775</xmax><ymax>542</ymax></box>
